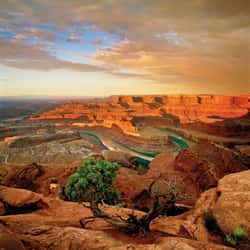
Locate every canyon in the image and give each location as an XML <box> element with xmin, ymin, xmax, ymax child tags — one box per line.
<box><xmin>0</xmin><ymin>94</ymin><xmax>249</xmax><ymax>249</ymax></box>
<box><xmin>30</xmin><ymin>94</ymin><xmax>250</xmax><ymax>137</ymax></box>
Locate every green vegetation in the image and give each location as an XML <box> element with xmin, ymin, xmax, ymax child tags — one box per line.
<box><xmin>81</xmin><ymin>130</ymin><xmax>160</xmax><ymax>157</ymax></box>
<box><xmin>65</xmin><ymin>158</ymin><xmax>119</xmax><ymax>205</ymax></box>
<box><xmin>80</xmin><ymin>174</ymin><xmax>187</xmax><ymax>234</ymax></box>
<box><xmin>224</xmin><ymin>226</ymin><xmax>248</xmax><ymax>247</ymax></box>
<box><xmin>120</xmin><ymin>143</ymin><xmax>160</xmax><ymax>157</ymax></box>
<box><xmin>203</xmin><ymin>213</ymin><xmax>249</xmax><ymax>248</ymax></box>
<box><xmin>135</xmin><ymin>156</ymin><xmax>150</xmax><ymax>167</ymax></box>
<box><xmin>81</xmin><ymin>129</ymin><xmax>190</xmax><ymax>158</ymax></box>
<box><xmin>168</xmin><ymin>135</ymin><xmax>189</xmax><ymax>152</ymax></box>
<box><xmin>80</xmin><ymin>131</ymin><xmax>105</xmax><ymax>146</ymax></box>
<box><xmin>164</xmin><ymin>127</ymin><xmax>195</xmax><ymax>143</ymax></box>
<box><xmin>135</xmin><ymin>156</ymin><xmax>150</xmax><ymax>174</ymax></box>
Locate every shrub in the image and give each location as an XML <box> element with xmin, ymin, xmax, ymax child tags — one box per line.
<box><xmin>224</xmin><ymin>226</ymin><xmax>248</xmax><ymax>247</ymax></box>
<box><xmin>233</xmin><ymin>226</ymin><xmax>247</xmax><ymax>240</ymax></box>
<box><xmin>203</xmin><ymin>214</ymin><xmax>249</xmax><ymax>248</ymax></box>
<box><xmin>65</xmin><ymin>158</ymin><xmax>119</xmax><ymax>205</ymax></box>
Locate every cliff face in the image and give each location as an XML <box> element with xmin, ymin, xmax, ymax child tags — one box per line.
<box><xmin>111</xmin><ymin>95</ymin><xmax>250</xmax><ymax>123</ymax></box>
<box><xmin>30</xmin><ymin>95</ymin><xmax>250</xmax><ymax>136</ymax></box>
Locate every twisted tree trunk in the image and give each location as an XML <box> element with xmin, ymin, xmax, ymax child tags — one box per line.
<box><xmin>80</xmin><ymin>177</ymin><xmax>183</xmax><ymax>234</ymax></box>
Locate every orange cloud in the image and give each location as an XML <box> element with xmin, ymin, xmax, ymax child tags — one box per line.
<box><xmin>24</xmin><ymin>28</ymin><xmax>55</xmax><ymax>40</ymax></box>
<box><xmin>0</xmin><ymin>0</ymin><xmax>249</xmax><ymax>93</ymax></box>
<box><xmin>93</xmin><ymin>38</ymin><xmax>249</xmax><ymax>92</ymax></box>
<box><xmin>13</xmin><ymin>34</ymin><xmax>26</xmax><ymax>41</ymax></box>
<box><xmin>0</xmin><ymin>40</ymin><xmax>106</xmax><ymax>72</ymax></box>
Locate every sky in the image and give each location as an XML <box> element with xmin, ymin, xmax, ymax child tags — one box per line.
<box><xmin>0</xmin><ymin>0</ymin><xmax>249</xmax><ymax>97</ymax></box>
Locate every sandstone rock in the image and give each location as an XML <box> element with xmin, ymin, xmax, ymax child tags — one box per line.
<box><xmin>0</xmin><ymin>185</ymin><xmax>42</xmax><ymax>208</ymax></box>
<box><xmin>11</xmin><ymin>225</ymin><xmax>124</xmax><ymax>250</ymax></box>
<box><xmin>0</xmin><ymin>225</ymin><xmax>25</xmax><ymax>250</ymax></box>
<box><xmin>30</xmin><ymin>95</ymin><xmax>250</xmax><ymax>136</ymax></box>
<box><xmin>0</xmin><ymin>134</ymin><xmax>99</xmax><ymax>165</ymax></box>
<box><xmin>102</xmin><ymin>150</ymin><xmax>134</xmax><ymax>167</ymax></box>
<box><xmin>213</xmin><ymin>170</ymin><xmax>250</xmax><ymax>236</ymax></box>
<box><xmin>110</xmin><ymin>237</ymin><xmax>233</xmax><ymax>250</ymax></box>
<box><xmin>150</xmin><ymin>188</ymin><xmax>222</xmax><ymax>243</ymax></box>
<box><xmin>115</xmin><ymin>152</ymin><xmax>198</xmax><ymax>210</ymax></box>
<box><xmin>158</xmin><ymin>237</ymin><xmax>233</xmax><ymax>250</ymax></box>
<box><xmin>2</xmin><ymin>223</ymin><xmax>234</xmax><ymax>250</ymax></box>
<box><xmin>173</xmin><ymin>142</ymin><xmax>247</xmax><ymax>192</ymax></box>
<box><xmin>182</xmin><ymin>188</ymin><xmax>219</xmax><ymax>242</ymax></box>
<box><xmin>5</xmin><ymin>162</ymin><xmax>44</xmax><ymax>190</ymax></box>
<box><xmin>0</xmin><ymin>185</ymin><xmax>235</xmax><ymax>250</ymax></box>
<box><xmin>147</xmin><ymin>142</ymin><xmax>247</xmax><ymax>208</ymax></box>
<box><xmin>150</xmin><ymin>215</ymin><xmax>187</xmax><ymax>237</ymax></box>
<box><xmin>236</xmin><ymin>145</ymin><xmax>250</xmax><ymax>166</ymax></box>
<box><xmin>151</xmin><ymin>171</ymin><xmax>250</xmax><ymax>246</ymax></box>
<box><xmin>0</xmin><ymin>201</ymin><xmax>5</xmax><ymax>215</ymax></box>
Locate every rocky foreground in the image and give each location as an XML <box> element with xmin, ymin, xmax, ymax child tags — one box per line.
<box><xmin>0</xmin><ymin>169</ymin><xmax>249</xmax><ymax>249</ymax></box>
<box><xmin>0</xmin><ymin>141</ymin><xmax>249</xmax><ymax>249</ymax></box>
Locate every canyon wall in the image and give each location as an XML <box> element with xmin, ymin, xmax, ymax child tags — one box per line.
<box><xmin>111</xmin><ymin>95</ymin><xmax>250</xmax><ymax>123</ymax></box>
<box><xmin>30</xmin><ymin>95</ymin><xmax>250</xmax><ymax>136</ymax></box>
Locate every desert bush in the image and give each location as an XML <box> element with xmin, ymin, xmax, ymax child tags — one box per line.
<box><xmin>224</xmin><ymin>226</ymin><xmax>248</xmax><ymax>247</ymax></box>
<box><xmin>65</xmin><ymin>157</ymin><xmax>119</xmax><ymax>205</ymax></box>
<box><xmin>80</xmin><ymin>176</ymin><xmax>188</xmax><ymax>234</ymax></box>
<box><xmin>203</xmin><ymin>214</ymin><xmax>249</xmax><ymax>248</ymax></box>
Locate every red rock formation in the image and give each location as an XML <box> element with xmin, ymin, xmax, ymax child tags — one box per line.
<box><xmin>29</xmin><ymin>95</ymin><xmax>250</xmax><ymax>136</ymax></box>
<box><xmin>0</xmin><ymin>185</ymin><xmax>234</xmax><ymax>250</ymax></box>
<box><xmin>144</xmin><ymin>142</ymin><xmax>248</xmax><ymax>207</ymax></box>
<box><xmin>173</xmin><ymin>142</ymin><xmax>247</xmax><ymax>192</ymax></box>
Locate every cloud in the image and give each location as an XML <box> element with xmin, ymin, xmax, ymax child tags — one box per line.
<box><xmin>0</xmin><ymin>40</ymin><xmax>105</xmax><ymax>72</ymax></box>
<box><xmin>66</xmin><ymin>36</ymin><xmax>80</xmax><ymax>42</ymax></box>
<box><xmin>1</xmin><ymin>1</ymin><xmax>249</xmax><ymax>34</ymax></box>
<box><xmin>24</xmin><ymin>28</ymin><xmax>55</xmax><ymax>40</ymax></box>
<box><xmin>0</xmin><ymin>0</ymin><xmax>249</xmax><ymax>92</ymax></box>
<box><xmin>93</xmin><ymin>38</ymin><xmax>249</xmax><ymax>88</ymax></box>
<box><xmin>13</xmin><ymin>34</ymin><xmax>26</xmax><ymax>41</ymax></box>
<box><xmin>91</xmin><ymin>39</ymin><xmax>102</xmax><ymax>45</ymax></box>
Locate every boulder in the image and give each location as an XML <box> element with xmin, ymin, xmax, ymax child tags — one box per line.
<box><xmin>0</xmin><ymin>185</ymin><xmax>235</xmax><ymax>250</ymax></box>
<box><xmin>0</xmin><ymin>185</ymin><xmax>42</xmax><ymax>208</ymax></box>
<box><xmin>102</xmin><ymin>150</ymin><xmax>136</xmax><ymax>168</ymax></box>
<box><xmin>10</xmin><ymin>225</ymin><xmax>123</xmax><ymax>250</ymax></box>
<box><xmin>213</xmin><ymin>170</ymin><xmax>250</xmax><ymax>236</ymax></box>
<box><xmin>151</xmin><ymin>189</ymin><xmax>218</xmax><ymax>242</ymax></box>
<box><xmin>110</xmin><ymin>237</ymin><xmax>233</xmax><ymax>250</ymax></box>
<box><xmin>0</xmin><ymin>201</ymin><xmax>5</xmax><ymax>215</ymax></box>
<box><xmin>173</xmin><ymin>142</ymin><xmax>247</xmax><ymax>192</ymax></box>
<box><xmin>5</xmin><ymin>162</ymin><xmax>44</xmax><ymax>190</ymax></box>
<box><xmin>157</xmin><ymin>237</ymin><xmax>233</xmax><ymax>250</ymax></box>
<box><xmin>0</xmin><ymin>225</ymin><xmax>25</xmax><ymax>250</ymax></box>
<box><xmin>152</xmin><ymin>170</ymin><xmax>250</xmax><ymax>244</ymax></box>
<box><xmin>2</xmin><ymin>224</ymin><xmax>234</xmax><ymax>250</ymax></box>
